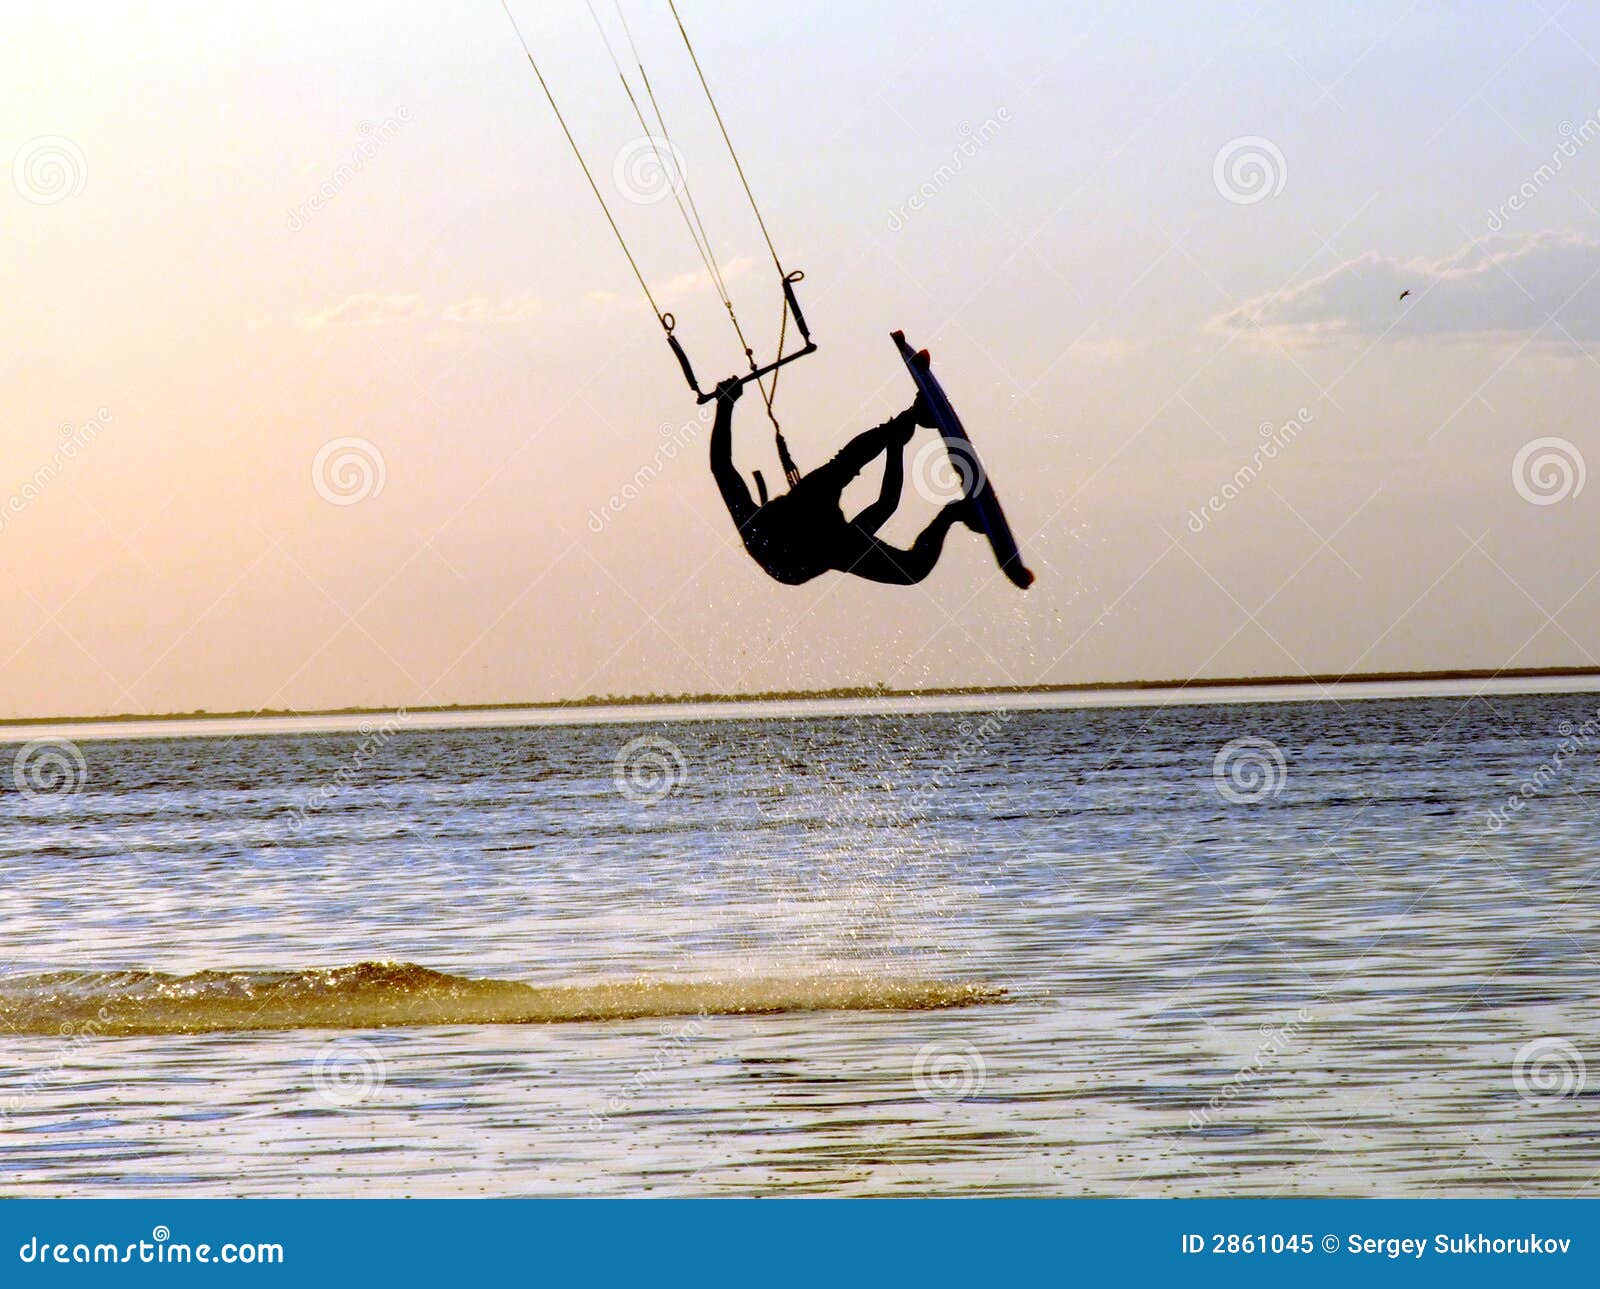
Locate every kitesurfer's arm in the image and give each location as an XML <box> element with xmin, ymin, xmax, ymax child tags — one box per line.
<box><xmin>709</xmin><ymin>377</ymin><xmax>758</xmax><ymax>528</ymax></box>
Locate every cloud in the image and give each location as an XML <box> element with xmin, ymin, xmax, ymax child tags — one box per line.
<box><xmin>441</xmin><ymin>293</ymin><xmax>541</xmax><ymax>325</ymax></box>
<box><xmin>295</xmin><ymin>292</ymin><xmax>543</xmax><ymax>333</ymax></box>
<box><xmin>580</xmin><ymin>258</ymin><xmax>752</xmax><ymax>313</ymax></box>
<box><xmin>297</xmin><ymin>293</ymin><xmax>428</xmax><ymax>328</ymax></box>
<box><xmin>1065</xmin><ymin>336</ymin><xmax>1135</xmax><ymax>364</ymax></box>
<box><xmin>1211</xmin><ymin>232</ymin><xmax>1600</xmax><ymax>344</ymax></box>
<box><xmin>662</xmin><ymin>255</ymin><xmax>753</xmax><ymax>297</ymax></box>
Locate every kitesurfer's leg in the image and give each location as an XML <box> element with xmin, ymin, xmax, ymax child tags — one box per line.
<box><xmin>840</xmin><ymin>500</ymin><xmax>975</xmax><ymax>585</ymax></box>
<box><xmin>809</xmin><ymin>403</ymin><xmax>922</xmax><ymax>497</ymax></box>
<box><xmin>848</xmin><ymin>426</ymin><xmax>908</xmax><ymax>534</ymax></box>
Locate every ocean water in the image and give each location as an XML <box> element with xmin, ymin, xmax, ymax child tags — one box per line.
<box><xmin>2</xmin><ymin>690</ymin><xmax>1598</xmax><ymax>1197</ymax></box>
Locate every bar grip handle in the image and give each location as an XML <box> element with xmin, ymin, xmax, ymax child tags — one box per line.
<box><xmin>666</xmin><ymin>330</ymin><xmax>702</xmax><ymax>397</ymax></box>
<box><xmin>782</xmin><ymin>270</ymin><xmax>811</xmax><ymax>342</ymax></box>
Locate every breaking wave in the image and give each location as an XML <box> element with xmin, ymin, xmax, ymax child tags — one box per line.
<box><xmin>0</xmin><ymin>961</ymin><xmax>1004</xmax><ymax>1036</ymax></box>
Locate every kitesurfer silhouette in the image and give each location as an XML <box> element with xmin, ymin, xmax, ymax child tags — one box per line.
<box><xmin>500</xmin><ymin>1</ymin><xmax>1031</xmax><ymax>589</ymax></box>
<box><xmin>709</xmin><ymin>377</ymin><xmax>980</xmax><ymax>586</ymax></box>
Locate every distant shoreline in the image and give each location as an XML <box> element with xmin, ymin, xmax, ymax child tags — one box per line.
<box><xmin>5</xmin><ymin>664</ymin><xmax>1599</xmax><ymax>731</ymax></box>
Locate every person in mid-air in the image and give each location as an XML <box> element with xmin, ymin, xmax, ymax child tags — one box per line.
<box><xmin>709</xmin><ymin>377</ymin><xmax>980</xmax><ymax>586</ymax></box>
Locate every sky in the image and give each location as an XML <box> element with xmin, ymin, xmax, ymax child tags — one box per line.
<box><xmin>3</xmin><ymin>0</ymin><xmax>1600</xmax><ymax>719</ymax></box>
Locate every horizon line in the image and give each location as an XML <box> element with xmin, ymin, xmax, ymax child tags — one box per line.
<box><xmin>3</xmin><ymin>663</ymin><xmax>1598</xmax><ymax>730</ymax></box>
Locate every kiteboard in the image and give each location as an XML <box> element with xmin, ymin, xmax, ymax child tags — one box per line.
<box><xmin>891</xmin><ymin>331</ymin><xmax>1034</xmax><ymax>590</ymax></box>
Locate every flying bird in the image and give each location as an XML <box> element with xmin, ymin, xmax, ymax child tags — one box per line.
<box><xmin>1398</xmin><ymin>289</ymin><xmax>1412</xmax><ymax>302</ymax></box>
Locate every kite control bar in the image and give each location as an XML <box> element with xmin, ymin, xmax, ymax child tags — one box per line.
<box><xmin>501</xmin><ymin>0</ymin><xmax>817</xmax><ymax>416</ymax></box>
<box><xmin>664</xmin><ymin>270</ymin><xmax>818</xmax><ymax>405</ymax></box>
